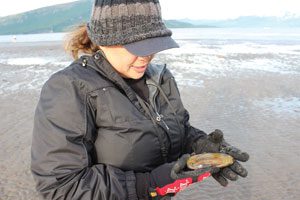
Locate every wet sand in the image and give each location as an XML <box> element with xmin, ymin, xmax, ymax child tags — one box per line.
<box><xmin>0</xmin><ymin>42</ymin><xmax>299</xmax><ymax>199</ymax></box>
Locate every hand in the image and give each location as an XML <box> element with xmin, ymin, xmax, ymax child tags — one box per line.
<box><xmin>136</xmin><ymin>154</ymin><xmax>217</xmax><ymax>199</ymax></box>
<box><xmin>192</xmin><ymin>129</ymin><xmax>250</xmax><ymax>186</ymax></box>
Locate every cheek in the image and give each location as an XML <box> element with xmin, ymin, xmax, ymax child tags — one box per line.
<box><xmin>121</xmin><ymin>56</ymin><xmax>138</xmax><ymax>69</ymax></box>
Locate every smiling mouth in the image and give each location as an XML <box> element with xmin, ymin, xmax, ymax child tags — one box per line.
<box><xmin>131</xmin><ymin>65</ymin><xmax>147</xmax><ymax>73</ymax></box>
<box><xmin>131</xmin><ymin>65</ymin><xmax>147</xmax><ymax>68</ymax></box>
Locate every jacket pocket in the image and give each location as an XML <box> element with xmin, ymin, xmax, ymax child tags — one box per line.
<box><xmin>96</xmin><ymin>87</ymin><xmax>147</xmax><ymax>124</ymax></box>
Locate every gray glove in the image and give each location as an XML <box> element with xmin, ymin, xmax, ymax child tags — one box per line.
<box><xmin>192</xmin><ymin>129</ymin><xmax>249</xmax><ymax>186</ymax></box>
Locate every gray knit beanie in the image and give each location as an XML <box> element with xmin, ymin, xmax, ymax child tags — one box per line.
<box><xmin>87</xmin><ymin>0</ymin><xmax>179</xmax><ymax>56</ymax></box>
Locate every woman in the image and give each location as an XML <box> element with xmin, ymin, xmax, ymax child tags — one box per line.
<box><xmin>31</xmin><ymin>0</ymin><xmax>249</xmax><ymax>199</ymax></box>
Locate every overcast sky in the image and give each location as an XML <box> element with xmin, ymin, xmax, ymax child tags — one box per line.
<box><xmin>0</xmin><ymin>0</ymin><xmax>299</xmax><ymax>19</ymax></box>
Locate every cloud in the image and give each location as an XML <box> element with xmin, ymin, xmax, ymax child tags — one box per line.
<box><xmin>0</xmin><ymin>0</ymin><xmax>77</xmax><ymax>17</ymax></box>
<box><xmin>160</xmin><ymin>0</ymin><xmax>300</xmax><ymax>20</ymax></box>
<box><xmin>1</xmin><ymin>0</ymin><xmax>300</xmax><ymax>19</ymax></box>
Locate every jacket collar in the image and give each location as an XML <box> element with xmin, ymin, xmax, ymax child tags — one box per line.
<box><xmin>145</xmin><ymin>63</ymin><xmax>166</xmax><ymax>85</ymax></box>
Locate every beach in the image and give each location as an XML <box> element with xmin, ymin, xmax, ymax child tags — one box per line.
<box><xmin>0</xmin><ymin>37</ymin><xmax>299</xmax><ymax>199</ymax></box>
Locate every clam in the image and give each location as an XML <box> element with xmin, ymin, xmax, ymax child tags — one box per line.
<box><xmin>187</xmin><ymin>153</ymin><xmax>234</xmax><ymax>170</ymax></box>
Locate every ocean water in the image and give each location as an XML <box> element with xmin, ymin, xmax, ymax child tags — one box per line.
<box><xmin>0</xmin><ymin>32</ymin><xmax>66</xmax><ymax>43</ymax></box>
<box><xmin>0</xmin><ymin>28</ymin><xmax>300</xmax><ymax>116</ymax></box>
<box><xmin>1</xmin><ymin>28</ymin><xmax>300</xmax><ymax>75</ymax></box>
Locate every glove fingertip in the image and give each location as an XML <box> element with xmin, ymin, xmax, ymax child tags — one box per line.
<box><xmin>221</xmin><ymin>168</ymin><xmax>239</xmax><ymax>181</ymax></box>
<box><xmin>228</xmin><ymin>151</ymin><xmax>250</xmax><ymax>162</ymax></box>
<box><xmin>212</xmin><ymin>173</ymin><xmax>228</xmax><ymax>187</ymax></box>
<box><xmin>229</xmin><ymin>160</ymin><xmax>249</xmax><ymax>178</ymax></box>
<box><xmin>209</xmin><ymin>129</ymin><xmax>224</xmax><ymax>143</ymax></box>
<box><xmin>239</xmin><ymin>168</ymin><xmax>248</xmax><ymax>178</ymax></box>
<box><xmin>241</xmin><ymin>152</ymin><xmax>250</xmax><ymax>162</ymax></box>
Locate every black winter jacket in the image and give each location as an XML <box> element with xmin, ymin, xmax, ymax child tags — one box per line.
<box><xmin>31</xmin><ymin>51</ymin><xmax>206</xmax><ymax>199</ymax></box>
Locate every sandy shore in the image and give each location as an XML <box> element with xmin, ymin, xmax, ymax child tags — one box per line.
<box><xmin>0</xmin><ymin>42</ymin><xmax>299</xmax><ymax>199</ymax></box>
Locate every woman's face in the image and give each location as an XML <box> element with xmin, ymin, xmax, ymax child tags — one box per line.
<box><xmin>100</xmin><ymin>46</ymin><xmax>154</xmax><ymax>79</ymax></box>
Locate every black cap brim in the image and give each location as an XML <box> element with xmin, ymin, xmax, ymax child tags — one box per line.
<box><xmin>124</xmin><ymin>36</ymin><xmax>179</xmax><ymax>57</ymax></box>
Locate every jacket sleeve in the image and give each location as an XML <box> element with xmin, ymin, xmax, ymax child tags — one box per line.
<box><xmin>31</xmin><ymin>72</ymin><xmax>138</xmax><ymax>200</ymax></box>
<box><xmin>183</xmin><ymin>109</ymin><xmax>207</xmax><ymax>153</ymax></box>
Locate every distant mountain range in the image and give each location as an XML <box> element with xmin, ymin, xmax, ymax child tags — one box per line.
<box><xmin>181</xmin><ymin>16</ymin><xmax>300</xmax><ymax>28</ymax></box>
<box><xmin>0</xmin><ymin>0</ymin><xmax>91</xmax><ymax>35</ymax></box>
<box><xmin>0</xmin><ymin>0</ymin><xmax>299</xmax><ymax>35</ymax></box>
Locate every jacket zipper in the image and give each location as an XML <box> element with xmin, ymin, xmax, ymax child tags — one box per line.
<box><xmin>155</xmin><ymin>111</ymin><xmax>169</xmax><ymax>131</ymax></box>
<box><xmin>149</xmin><ymin>80</ymin><xmax>185</xmax><ymax>156</ymax></box>
<box><xmin>151</xmin><ymin>88</ymin><xmax>171</xmax><ymax>160</ymax></box>
<box><xmin>150</xmin><ymin>84</ymin><xmax>171</xmax><ymax>134</ymax></box>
